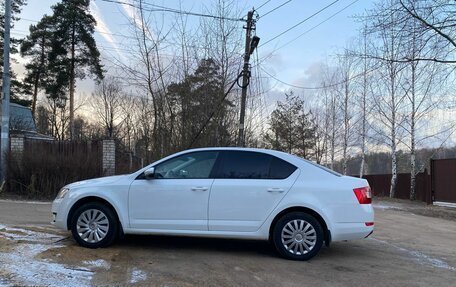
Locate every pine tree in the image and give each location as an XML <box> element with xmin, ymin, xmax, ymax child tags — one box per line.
<box><xmin>167</xmin><ymin>58</ymin><xmax>232</xmax><ymax>148</ymax></box>
<box><xmin>20</xmin><ymin>15</ymin><xmax>54</xmax><ymax>118</ymax></box>
<box><xmin>1</xmin><ymin>0</ymin><xmax>28</xmax><ymax>104</ymax></box>
<box><xmin>265</xmin><ymin>92</ymin><xmax>317</xmax><ymax>159</ymax></box>
<box><xmin>48</xmin><ymin>0</ymin><xmax>103</xmax><ymax>139</ymax></box>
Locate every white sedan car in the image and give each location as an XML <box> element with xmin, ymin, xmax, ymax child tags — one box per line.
<box><xmin>52</xmin><ymin>147</ymin><xmax>374</xmax><ymax>260</ymax></box>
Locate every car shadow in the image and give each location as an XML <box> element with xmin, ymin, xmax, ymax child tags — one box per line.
<box><xmin>118</xmin><ymin>234</ymin><xmax>277</xmax><ymax>258</ymax></box>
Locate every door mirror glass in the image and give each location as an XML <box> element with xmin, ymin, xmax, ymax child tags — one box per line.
<box><xmin>144</xmin><ymin>167</ymin><xmax>155</xmax><ymax>179</ymax></box>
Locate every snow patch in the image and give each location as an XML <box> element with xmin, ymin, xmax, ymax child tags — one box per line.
<box><xmin>0</xmin><ymin>225</ymin><xmax>92</xmax><ymax>286</ymax></box>
<box><xmin>371</xmin><ymin>238</ymin><xmax>456</xmax><ymax>271</ymax></box>
<box><xmin>372</xmin><ymin>203</ymin><xmax>403</xmax><ymax>210</ymax></box>
<box><xmin>0</xmin><ymin>225</ymin><xmax>62</xmax><ymax>243</ymax></box>
<box><xmin>83</xmin><ymin>259</ymin><xmax>111</xmax><ymax>270</ymax></box>
<box><xmin>130</xmin><ymin>268</ymin><xmax>147</xmax><ymax>284</ymax></box>
<box><xmin>0</xmin><ymin>243</ymin><xmax>92</xmax><ymax>287</ymax></box>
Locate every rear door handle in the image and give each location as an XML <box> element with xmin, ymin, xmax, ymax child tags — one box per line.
<box><xmin>267</xmin><ymin>188</ymin><xmax>285</xmax><ymax>193</ymax></box>
<box><xmin>191</xmin><ymin>187</ymin><xmax>208</xmax><ymax>191</ymax></box>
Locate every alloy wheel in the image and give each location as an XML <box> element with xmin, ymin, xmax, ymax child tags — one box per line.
<box><xmin>281</xmin><ymin>219</ymin><xmax>317</xmax><ymax>255</ymax></box>
<box><xmin>76</xmin><ymin>209</ymin><xmax>110</xmax><ymax>243</ymax></box>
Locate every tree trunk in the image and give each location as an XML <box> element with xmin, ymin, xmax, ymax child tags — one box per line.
<box><xmin>389</xmin><ymin>57</ymin><xmax>397</xmax><ymax>198</ymax></box>
<box><xmin>32</xmin><ymin>74</ymin><xmax>39</xmax><ymax>120</ymax></box>
<box><xmin>390</xmin><ymin>145</ymin><xmax>397</xmax><ymax>198</ymax></box>
<box><xmin>330</xmin><ymin>95</ymin><xmax>336</xmax><ymax>170</ymax></box>
<box><xmin>69</xmin><ymin>21</ymin><xmax>76</xmax><ymax>139</ymax></box>
<box><xmin>359</xmin><ymin>29</ymin><xmax>368</xmax><ymax>178</ymax></box>
<box><xmin>390</xmin><ymin>91</ymin><xmax>397</xmax><ymax>198</ymax></box>
<box><xmin>342</xmin><ymin>81</ymin><xmax>349</xmax><ymax>175</ymax></box>
<box><xmin>31</xmin><ymin>35</ymin><xmax>47</xmax><ymax>119</ymax></box>
<box><xmin>410</xmin><ymin>62</ymin><xmax>417</xmax><ymax>200</ymax></box>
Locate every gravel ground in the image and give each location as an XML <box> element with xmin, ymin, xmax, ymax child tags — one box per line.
<box><xmin>0</xmin><ymin>198</ymin><xmax>455</xmax><ymax>286</ymax></box>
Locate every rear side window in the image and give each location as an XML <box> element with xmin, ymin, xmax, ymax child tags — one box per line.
<box><xmin>216</xmin><ymin>151</ymin><xmax>270</xmax><ymax>179</ymax></box>
<box><xmin>215</xmin><ymin>151</ymin><xmax>297</xmax><ymax>179</ymax></box>
<box><xmin>269</xmin><ymin>157</ymin><xmax>297</xmax><ymax>179</ymax></box>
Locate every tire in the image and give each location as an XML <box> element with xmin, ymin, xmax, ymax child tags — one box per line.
<box><xmin>70</xmin><ymin>202</ymin><xmax>118</xmax><ymax>248</ymax></box>
<box><xmin>272</xmin><ymin>212</ymin><xmax>324</xmax><ymax>261</ymax></box>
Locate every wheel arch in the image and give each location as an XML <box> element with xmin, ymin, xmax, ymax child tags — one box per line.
<box><xmin>269</xmin><ymin>206</ymin><xmax>331</xmax><ymax>246</ymax></box>
<box><xmin>67</xmin><ymin>196</ymin><xmax>123</xmax><ymax>233</ymax></box>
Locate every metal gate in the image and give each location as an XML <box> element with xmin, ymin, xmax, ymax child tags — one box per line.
<box><xmin>431</xmin><ymin>159</ymin><xmax>456</xmax><ymax>205</ymax></box>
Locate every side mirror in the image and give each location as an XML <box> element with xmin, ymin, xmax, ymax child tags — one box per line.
<box><xmin>144</xmin><ymin>167</ymin><xmax>155</xmax><ymax>179</ymax></box>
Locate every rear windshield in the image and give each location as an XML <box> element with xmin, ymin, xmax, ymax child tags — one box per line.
<box><xmin>292</xmin><ymin>155</ymin><xmax>342</xmax><ymax>177</ymax></box>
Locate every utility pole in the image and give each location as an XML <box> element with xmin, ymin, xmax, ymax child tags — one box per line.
<box><xmin>0</xmin><ymin>0</ymin><xmax>12</xmax><ymax>183</ymax></box>
<box><xmin>237</xmin><ymin>9</ymin><xmax>256</xmax><ymax>147</ymax></box>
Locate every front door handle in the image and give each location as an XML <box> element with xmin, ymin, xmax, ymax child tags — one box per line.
<box><xmin>267</xmin><ymin>188</ymin><xmax>285</xmax><ymax>193</ymax></box>
<box><xmin>191</xmin><ymin>187</ymin><xmax>208</xmax><ymax>191</ymax></box>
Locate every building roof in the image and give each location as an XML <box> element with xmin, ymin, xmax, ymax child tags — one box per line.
<box><xmin>8</xmin><ymin>103</ymin><xmax>37</xmax><ymax>132</ymax></box>
<box><xmin>1</xmin><ymin>103</ymin><xmax>54</xmax><ymax>140</ymax></box>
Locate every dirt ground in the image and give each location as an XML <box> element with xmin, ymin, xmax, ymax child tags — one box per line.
<box><xmin>0</xmin><ymin>198</ymin><xmax>455</xmax><ymax>286</ymax></box>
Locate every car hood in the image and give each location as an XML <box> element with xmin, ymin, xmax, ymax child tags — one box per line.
<box><xmin>66</xmin><ymin>175</ymin><xmax>127</xmax><ymax>189</ymax></box>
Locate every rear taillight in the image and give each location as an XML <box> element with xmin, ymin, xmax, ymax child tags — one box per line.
<box><xmin>353</xmin><ymin>186</ymin><xmax>372</xmax><ymax>204</ymax></box>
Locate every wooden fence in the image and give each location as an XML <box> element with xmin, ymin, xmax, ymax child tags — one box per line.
<box><xmin>360</xmin><ymin>158</ymin><xmax>456</xmax><ymax>205</ymax></box>
<box><xmin>7</xmin><ymin>137</ymin><xmax>143</xmax><ymax>199</ymax></box>
<box><xmin>361</xmin><ymin>171</ymin><xmax>431</xmax><ymax>204</ymax></box>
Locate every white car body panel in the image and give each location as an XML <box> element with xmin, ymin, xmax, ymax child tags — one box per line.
<box><xmin>128</xmin><ymin>178</ymin><xmax>214</xmax><ymax>230</ymax></box>
<box><xmin>208</xmin><ymin>170</ymin><xmax>300</xmax><ymax>232</ymax></box>
<box><xmin>51</xmin><ymin>147</ymin><xmax>374</xmax><ymax>244</ymax></box>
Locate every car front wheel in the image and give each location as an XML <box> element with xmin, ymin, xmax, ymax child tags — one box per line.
<box><xmin>272</xmin><ymin>212</ymin><xmax>324</xmax><ymax>260</ymax></box>
<box><xmin>70</xmin><ymin>202</ymin><xmax>118</xmax><ymax>248</ymax></box>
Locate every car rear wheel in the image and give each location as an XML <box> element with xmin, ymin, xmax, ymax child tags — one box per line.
<box><xmin>70</xmin><ymin>202</ymin><xmax>118</xmax><ymax>248</ymax></box>
<box><xmin>272</xmin><ymin>212</ymin><xmax>324</xmax><ymax>260</ymax></box>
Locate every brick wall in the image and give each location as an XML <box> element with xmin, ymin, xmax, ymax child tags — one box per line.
<box><xmin>10</xmin><ymin>136</ymin><xmax>24</xmax><ymax>159</ymax></box>
<box><xmin>102</xmin><ymin>139</ymin><xmax>115</xmax><ymax>176</ymax></box>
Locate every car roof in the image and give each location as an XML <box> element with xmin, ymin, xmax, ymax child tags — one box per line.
<box><xmin>181</xmin><ymin>147</ymin><xmax>289</xmax><ymax>157</ymax></box>
<box><xmin>131</xmin><ymin>146</ymin><xmax>341</xmax><ymax>179</ymax></box>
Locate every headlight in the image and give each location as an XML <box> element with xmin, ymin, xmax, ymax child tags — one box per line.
<box><xmin>55</xmin><ymin>187</ymin><xmax>69</xmax><ymax>199</ymax></box>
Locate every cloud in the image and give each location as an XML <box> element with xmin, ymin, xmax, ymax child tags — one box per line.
<box><xmin>119</xmin><ymin>0</ymin><xmax>153</xmax><ymax>40</ymax></box>
<box><xmin>90</xmin><ymin>1</ymin><xmax>127</xmax><ymax>61</ymax></box>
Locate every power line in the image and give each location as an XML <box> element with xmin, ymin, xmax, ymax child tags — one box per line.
<box><xmin>254</xmin><ymin>0</ymin><xmax>359</xmax><ymax>68</ymax></box>
<box><xmin>259</xmin><ymin>0</ymin><xmax>293</xmax><ymax>19</ymax></box>
<box><xmin>13</xmin><ymin>25</ymin><xmax>241</xmax><ymax>56</ymax></box>
<box><xmin>100</xmin><ymin>0</ymin><xmax>245</xmax><ymax>22</ymax></box>
<box><xmin>270</xmin><ymin>0</ymin><xmax>360</xmax><ymax>52</ymax></box>
<box><xmin>260</xmin><ymin>0</ymin><xmax>340</xmax><ymax>47</ymax></box>
<box><xmin>258</xmin><ymin>64</ymin><xmax>378</xmax><ymax>90</ymax></box>
<box><xmin>256</xmin><ymin>0</ymin><xmax>273</xmax><ymax>10</ymax></box>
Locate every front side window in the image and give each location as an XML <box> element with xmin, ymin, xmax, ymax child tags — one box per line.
<box><xmin>154</xmin><ymin>151</ymin><xmax>218</xmax><ymax>179</ymax></box>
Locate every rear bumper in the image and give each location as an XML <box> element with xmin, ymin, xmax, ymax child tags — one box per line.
<box><xmin>365</xmin><ymin>230</ymin><xmax>373</xmax><ymax>238</ymax></box>
<box><xmin>330</xmin><ymin>222</ymin><xmax>374</xmax><ymax>241</ymax></box>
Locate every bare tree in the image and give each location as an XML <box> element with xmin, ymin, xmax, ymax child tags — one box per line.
<box><xmin>366</xmin><ymin>0</ymin><xmax>408</xmax><ymax>197</ymax></box>
<box><xmin>358</xmin><ymin>26</ymin><xmax>372</xmax><ymax>178</ymax></box>
<box><xmin>336</xmin><ymin>49</ymin><xmax>358</xmax><ymax>175</ymax></box>
<box><xmin>401</xmin><ymin>18</ymin><xmax>448</xmax><ymax>200</ymax></box>
<box><xmin>399</xmin><ymin>0</ymin><xmax>456</xmax><ymax>64</ymax></box>
<box><xmin>91</xmin><ymin>77</ymin><xmax>124</xmax><ymax>138</ymax></box>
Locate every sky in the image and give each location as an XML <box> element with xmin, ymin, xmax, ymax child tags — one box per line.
<box><xmin>10</xmin><ymin>0</ymin><xmax>456</xmax><ymax>149</ymax></box>
<box><xmin>11</xmin><ymin>0</ymin><xmax>376</xmax><ymax>96</ymax></box>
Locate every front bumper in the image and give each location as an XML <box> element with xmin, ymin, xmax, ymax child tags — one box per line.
<box><xmin>51</xmin><ymin>198</ymin><xmax>68</xmax><ymax>230</ymax></box>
